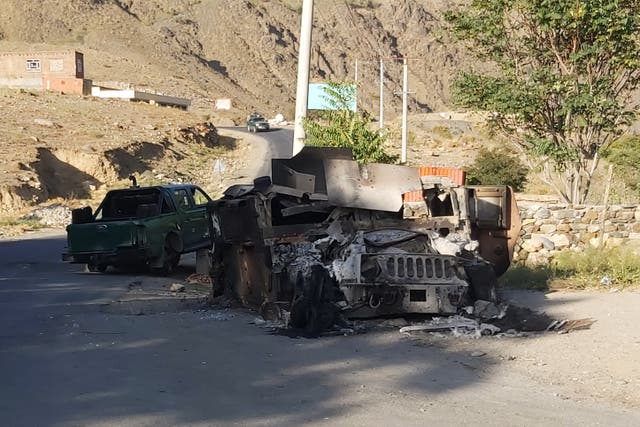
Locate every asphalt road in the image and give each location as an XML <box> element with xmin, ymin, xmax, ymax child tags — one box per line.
<box><xmin>1</xmin><ymin>229</ymin><xmax>640</xmax><ymax>426</ymax></box>
<box><xmin>222</xmin><ymin>124</ymin><xmax>294</xmax><ymax>161</ymax></box>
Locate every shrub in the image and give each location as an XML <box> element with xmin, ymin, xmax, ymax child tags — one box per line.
<box><xmin>466</xmin><ymin>148</ymin><xmax>527</xmax><ymax>190</ymax></box>
<box><xmin>500</xmin><ymin>246</ymin><xmax>640</xmax><ymax>290</ymax></box>
<box><xmin>552</xmin><ymin>246</ymin><xmax>640</xmax><ymax>288</ymax></box>
<box><xmin>602</xmin><ymin>135</ymin><xmax>640</xmax><ymax>201</ymax></box>
<box><xmin>303</xmin><ymin>82</ymin><xmax>396</xmax><ymax>164</ymax></box>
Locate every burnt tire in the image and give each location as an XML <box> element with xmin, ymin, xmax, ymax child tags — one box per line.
<box><xmin>464</xmin><ymin>262</ymin><xmax>498</xmax><ymax>302</ymax></box>
<box><xmin>290</xmin><ymin>298</ymin><xmax>324</xmax><ymax>337</ymax></box>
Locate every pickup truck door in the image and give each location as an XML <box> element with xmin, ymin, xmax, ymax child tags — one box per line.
<box><xmin>467</xmin><ymin>186</ymin><xmax>522</xmax><ymax>276</ymax></box>
<box><xmin>172</xmin><ymin>187</ymin><xmax>210</xmax><ymax>251</ymax></box>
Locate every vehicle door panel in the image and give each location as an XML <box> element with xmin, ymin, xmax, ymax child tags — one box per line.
<box><xmin>174</xmin><ymin>187</ymin><xmax>211</xmax><ymax>251</ymax></box>
<box><xmin>467</xmin><ymin>186</ymin><xmax>521</xmax><ymax>276</ymax></box>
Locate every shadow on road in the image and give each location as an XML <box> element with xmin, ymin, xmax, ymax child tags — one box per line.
<box><xmin>0</xmin><ymin>232</ymin><xmax>614</xmax><ymax>426</ymax></box>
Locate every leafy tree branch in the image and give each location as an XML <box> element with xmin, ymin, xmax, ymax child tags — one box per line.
<box><xmin>446</xmin><ymin>0</ymin><xmax>640</xmax><ymax>203</ymax></box>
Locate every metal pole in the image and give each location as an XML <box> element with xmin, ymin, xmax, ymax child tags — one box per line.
<box><xmin>292</xmin><ymin>0</ymin><xmax>314</xmax><ymax>157</ymax></box>
<box><xmin>354</xmin><ymin>58</ymin><xmax>358</xmax><ymax>112</ymax></box>
<box><xmin>379</xmin><ymin>58</ymin><xmax>384</xmax><ymax>131</ymax></box>
<box><xmin>401</xmin><ymin>57</ymin><xmax>408</xmax><ymax>163</ymax></box>
<box><xmin>355</xmin><ymin>58</ymin><xmax>359</xmax><ymax>82</ymax></box>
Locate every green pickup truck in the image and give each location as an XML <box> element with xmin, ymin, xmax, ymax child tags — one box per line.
<box><xmin>63</xmin><ymin>184</ymin><xmax>213</xmax><ymax>274</ymax></box>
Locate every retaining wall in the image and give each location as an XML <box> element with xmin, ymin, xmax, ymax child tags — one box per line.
<box><xmin>514</xmin><ymin>200</ymin><xmax>640</xmax><ymax>265</ymax></box>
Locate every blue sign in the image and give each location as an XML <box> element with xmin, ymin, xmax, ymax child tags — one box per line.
<box><xmin>308</xmin><ymin>83</ymin><xmax>356</xmax><ymax>111</ymax></box>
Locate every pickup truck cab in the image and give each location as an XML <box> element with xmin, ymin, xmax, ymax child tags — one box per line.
<box><xmin>63</xmin><ymin>184</ymin><xmax>212</xmax><ymax>274</ymax></box>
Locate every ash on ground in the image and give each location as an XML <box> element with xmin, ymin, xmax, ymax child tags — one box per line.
<box><xmin>257</xmin><ymin>300</ymin><xmax>594</xmax><ymax>339</ymax></box>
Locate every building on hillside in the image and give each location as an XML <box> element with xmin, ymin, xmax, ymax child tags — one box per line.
<box><xmin>0</xmin><ymin>50</ymin><xmax>91</xmax><ymax>95</ymax></box>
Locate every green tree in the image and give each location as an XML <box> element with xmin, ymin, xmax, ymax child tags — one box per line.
<box><xmin>602</xmin><ymin>134</ymin><xmax>640</xmax><ymax>200</ymax></box>
<box><xmin>467</xmin><ymin>148</ymin><xmax>528</xmax><ymax>191</ymax></box>
<box><xmin>303</xmin><ymin>82</ymin><xmax>396</xmax><ymax>164</ymax></box>
<box><xmin>446</xmin><ymin>1</ymin><xmax>640</xmax><ymax>203</ymax></box>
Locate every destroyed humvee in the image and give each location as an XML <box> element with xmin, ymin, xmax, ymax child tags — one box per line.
<box><xmin>207</xmin><ymin>147</ymin><xmax>521</xmax><ymax>335</ymax></box>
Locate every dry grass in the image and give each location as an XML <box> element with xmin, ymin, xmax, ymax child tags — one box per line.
<box><xmin>500</xmin><ymin>246</ymin><xmax>640</xmax><ymax>291</ymax></box>
<box><xmin>0</xmin><ymin>217</ymin><xmax>45</xmax><ymax>238</ymax></box>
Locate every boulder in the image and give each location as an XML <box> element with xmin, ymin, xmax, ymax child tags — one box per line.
<box><xmin>534</xmin><ymin>208</ymin><xmax>551</xmax><ymax>220</ymax></box>
<box><xmin>587</xmin><ymin>224</ymin><xmax>601</xmax><ymax>233</ymax></box>
<box><xmin>550</xmin><ymin>233</ymin><xmax>571</xmax><ymax>248</ymax></box>
<box><xmin>539</xmin><ymin>224</ymin><xmax>557</xmax><ymax>234</ymax></box>
<box><xmin>531</xmin><ymin>234</ymin><xmax>556</xmax><ymax>250</ymax></box>
<box><xmin>169</xmin><ymin>283</ymin><xmax>186</xmax><ymax>293</ymax></box>
<box><xmin>522</xmin><ymin>238</ymin><xmax>544</xmax><ymax>252</ymax></box>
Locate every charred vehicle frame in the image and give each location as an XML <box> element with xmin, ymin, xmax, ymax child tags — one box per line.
<box><xmin>207</xmin><ymin>147</ymin><xmax>521</xmax><ymax>334</ymax></box>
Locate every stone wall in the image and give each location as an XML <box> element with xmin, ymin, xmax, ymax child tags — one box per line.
<box><xmin>514</xmin><ymin>201</ymin><xmax>640</xmax><ymax>266</ymax></box>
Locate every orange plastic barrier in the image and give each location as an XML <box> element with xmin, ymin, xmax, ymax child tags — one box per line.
<box><xmin>402</xmin><ymin>167</ymin><xmax>466</xmax><ymax>202</ymax></box>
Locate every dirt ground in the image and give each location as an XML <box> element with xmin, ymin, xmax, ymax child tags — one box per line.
<box><xmin>70</xmin><ymin>262</ymin><xmax>640</xmax><ymax>413</ymax></box>
<box><xmin>411</xmin><ymin>289</ymin><xmax>640</xmax><ymax>409</ymax></box>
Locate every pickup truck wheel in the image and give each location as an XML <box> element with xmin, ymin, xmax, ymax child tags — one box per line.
<box><xmin>154</xmin><ymin>241</ymin><xmax>180</xmax><ymax>276</ymax></box>
<box><xmin>87</xmin><ymin>263</ymin><xmax>107</xmax><ymax>273</ymax></box>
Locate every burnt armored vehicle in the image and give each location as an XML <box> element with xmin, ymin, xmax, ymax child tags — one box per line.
<box><xmin>208</xmin><ymin>147</ymin><xmax>521</xmax><ymax>334</ymax></box>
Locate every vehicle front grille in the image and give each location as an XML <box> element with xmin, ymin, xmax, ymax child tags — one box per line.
<box><xmin>360</xmin><ymin>254</ymin><xmax>459</xmax><ymax>284</ymax></box>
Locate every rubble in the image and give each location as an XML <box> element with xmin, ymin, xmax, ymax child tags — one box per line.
<box><xmin>547</xmin><ymin>318</ymin><xmax>596</xmax><ymax>333</ymax></box>
<box><xmin>22</xmin><ymin>204</ymin><xmax>72</xmax><ymax>227</ymax></box>
<box><xmin>395</xmin><ymin>305</ymin><xmax>594</xmax><ymax>339</ymax></box>
<box><xmin>399</xmin><ymin>316</ymin><xmax>501</xmax><ymax>337</ymax></box>
<box><xmin>473</xmin><ymin>300</ymin><xmax>506</xmax><ymax>320</ymax></box>
<box><xmin>169</xmin><ymin>283</ymin><xmax>185</xmax><ymax>293</ymax></box>
<box><xmin>185</xmin><ymin>274</ymin><xmax>211</xmax><ymax>285</ymax></box>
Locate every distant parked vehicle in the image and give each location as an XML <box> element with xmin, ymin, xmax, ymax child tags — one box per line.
<box><xmin>62</xmin><ymin>184</ymin><xmax>212</xmax><ymax>275</ymax></box>
<box><xmin>246</xmin><ymin>113</ymin><xmax>270</xmax><ymax>132</ymax></box>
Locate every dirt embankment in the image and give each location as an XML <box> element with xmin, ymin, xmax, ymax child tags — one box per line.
<box><xmin>0</xmin><ymin>91</ymin><xmax>252</xmax><ymax>216</ymax></box>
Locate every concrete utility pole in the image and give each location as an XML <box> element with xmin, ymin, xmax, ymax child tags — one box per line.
<box><xmin>293</xmin><ymin>0</ymin><xmax>314</xmax><ymax>157</ymax></box>
<box><xmin>379</xmin><ymin>58</ymin><xmax>384</xmax><ymax>131</ymax></box>
<box><xmin>401</xmin><ymin>57</ymin><xmax>408</xmax><ymax>163</ymax></box>
<box><xmin>354</xmin><ymin>58</ymin><xmax>359</xmax><ymax>112</ymax></box>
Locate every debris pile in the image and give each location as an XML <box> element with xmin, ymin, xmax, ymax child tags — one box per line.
<box><xmin>22</xmin><ymin>204</ymin><xmax>72</xmax><ymax>226</ymax></box>
<box><xmin>173</xmin><ymin>122</ymin><xmax>218</xmax><ymax>147</ymax></box>
<box><xmin>396</xmin><ymin>300</ymin><xmax>595</xmax><ymax>338</ymax></box>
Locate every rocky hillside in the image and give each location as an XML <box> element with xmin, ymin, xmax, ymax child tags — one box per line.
<box><xmin>0</xmin><ymin>89</ymin><xmax>256</xmax><ymax>217</ymax></box>
<box><xmin>0</xmin><ymin>0</ymin><xmax>471</xmax><ymax>119</ymax></box>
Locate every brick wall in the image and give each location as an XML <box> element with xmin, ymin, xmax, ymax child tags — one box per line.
<box><xmin>42</xmin><ymin>77</ymin><xmax>92</xmax><ymax>95</ymax></box>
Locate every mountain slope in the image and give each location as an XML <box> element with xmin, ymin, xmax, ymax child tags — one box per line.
<box><xmin>0</xmin><ymin>0</ymin><xmax>471</xmax><ymax>118</ymax></box>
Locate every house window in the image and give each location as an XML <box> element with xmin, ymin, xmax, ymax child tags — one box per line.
<box><xmin>26</xmin><ymin>59</ymin><xmax>41</xmax><ymax>72</ymax></box>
